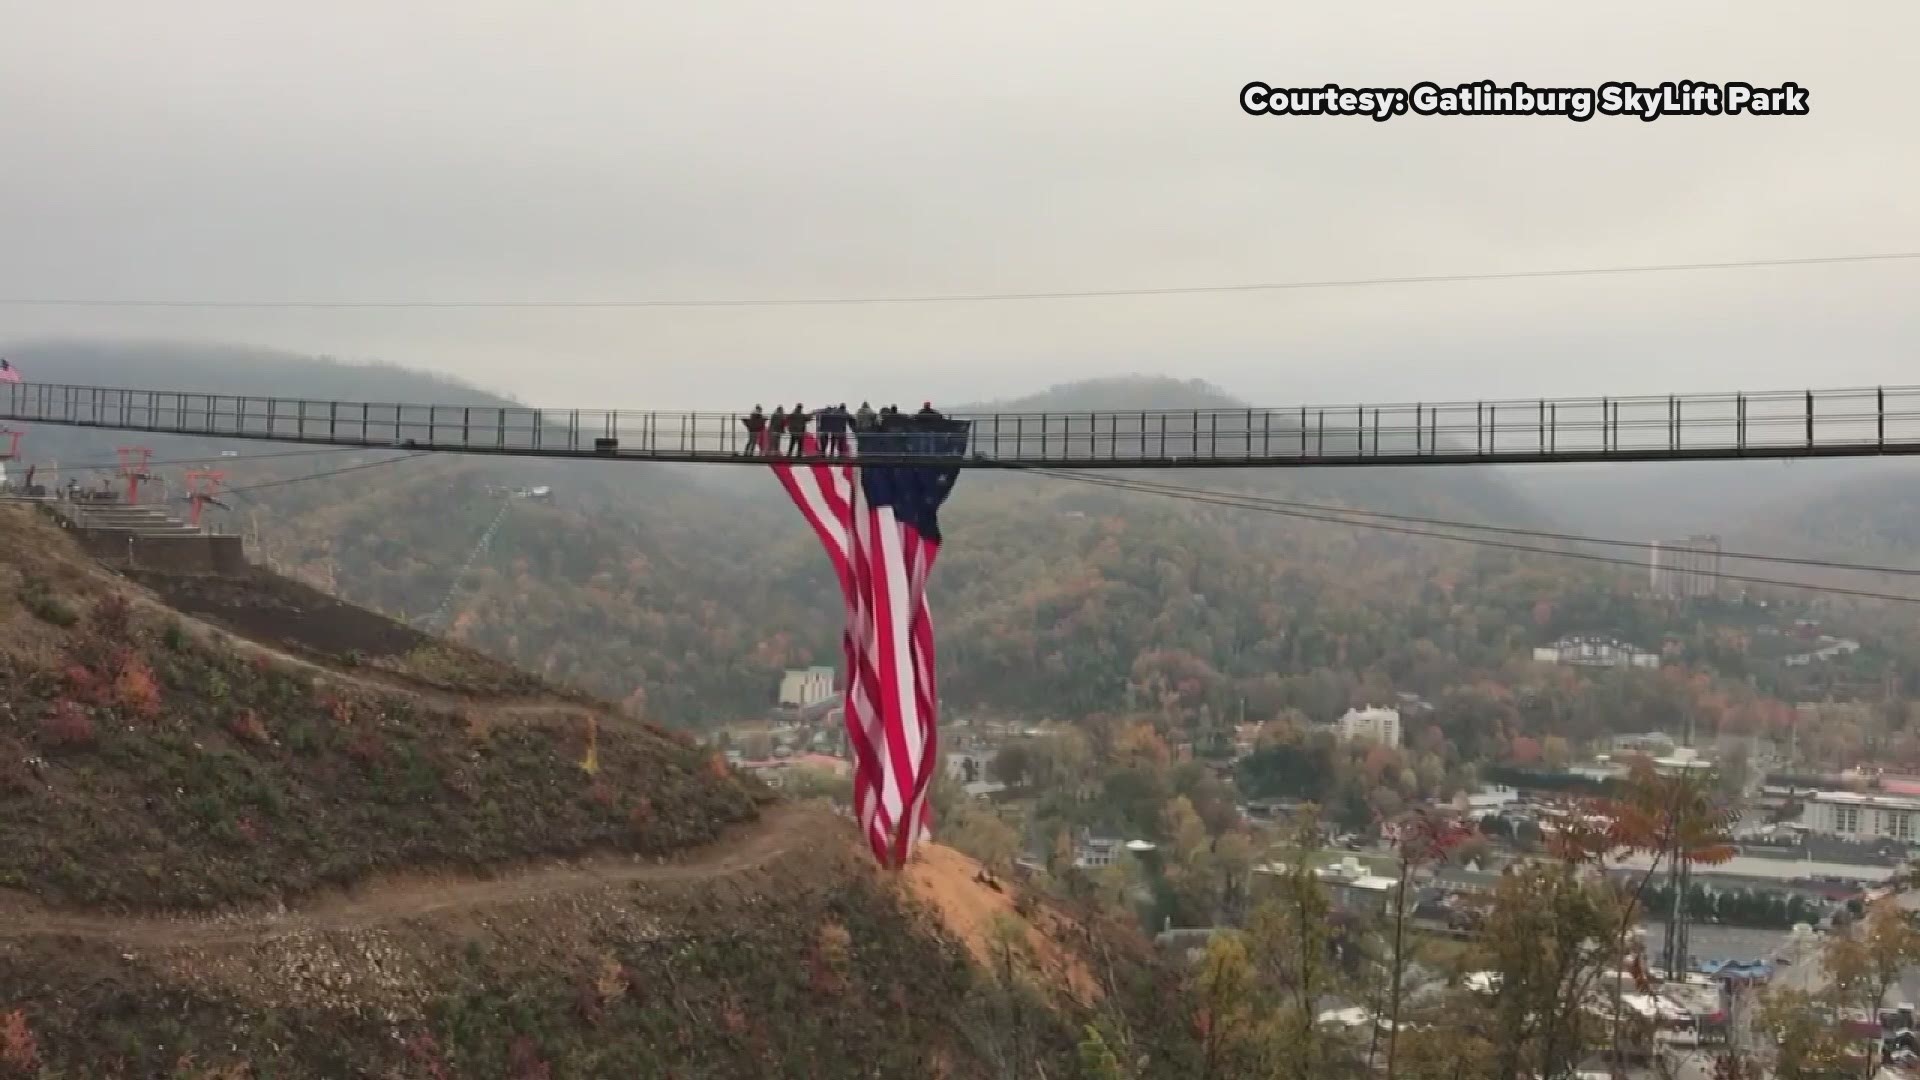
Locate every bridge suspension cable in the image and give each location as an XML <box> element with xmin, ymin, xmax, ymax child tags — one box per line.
<box><xmin>34</xmin><ymin>446</ymin><xmax>368</xmax><ymax>474</ymax></box>
<box><xmin>0</xmin><ymin>251</ymin><xmax>1913</xmax><ymax>309</ymax></box>
<box><xmin>223</xmin><ymin>453</ymin><xmax>428</xmax><ymax>495</ymax></box>
<box><xmin>1022</xmin><ymin>467</ymin><xmax>1920</xmax><ymax>605</ymax></box>
<box><xmin>1018</xmin><ymin>470</ymin><xmax>1920</xmax><ymax>579</ymax></box>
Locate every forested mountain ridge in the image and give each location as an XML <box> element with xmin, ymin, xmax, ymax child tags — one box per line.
<box><xmin>1738</xmin><ymin>466</ymin><xmax>1920</xmax><ymax>567</ymax></box>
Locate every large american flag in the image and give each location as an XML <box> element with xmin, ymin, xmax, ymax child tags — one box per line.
<box><xmin>770</xmin><ymin>429</ymin><xmax>960</xmax><ymax>867</ymax></box>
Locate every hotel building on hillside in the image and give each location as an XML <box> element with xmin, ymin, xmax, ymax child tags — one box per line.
<box><xmin>777</xmin><ymin>666</ymin><xmax>837</xmax><ymax>708</ymax></box>
<box><xmin>1650</xmin><ymin>535</ymin><xmax>1724</xmax><ymax>599</ymax></box>
<box><xmin>1532</xmin><ymin>636</ymin><xmax>1661</xmax><ymax>669</ymax></box>
<box><xmin>1332</xmin><ymin>706</ymin><xmax>1402</xmax><ymax>749</ymax></box>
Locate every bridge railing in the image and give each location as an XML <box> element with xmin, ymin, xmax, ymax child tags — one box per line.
<box><xmin>5</xmin><ymin>381</ymin><xmax>1920</xmax><ymax>464</ymax></box>
<box><xmin>960</xmin><ymin>389</ymin><xmax>1920</xmax><ymax>460</ymax></box>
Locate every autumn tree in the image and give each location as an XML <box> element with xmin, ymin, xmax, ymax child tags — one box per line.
<box><xmin>1380</xmin><ymin>807</ymin><xmax>1473</xmax><ymax>1079</ymax></box>
<box><xmin>1823</xmin><ymin>897</ymin><xmax>1920</xmax><ymax>1076</ymax></box>
<box><xmin>960</xmin><ymin>912</ymin><xmax>1049</xmax><ymax>1078</ymax></box>
<box><xmin>1758</xmin><ymin>987</ymin><xmax>1858</xmax><ymax>1080</ymax></box>
<box><xmin>942</xmin><ymin>800</ymin><xmax>1022</xmax><ymax>877</ymax></box>
<box><xmin>1392</xmin><ymin>1024</ymin><xmax>1497</xmax><ymax>1080</ymax></box>
<box><xmin>1157</xmin><ymin>795</ymin><xmax>1215</xmax><ymax>924</ymax></box>
<box><xmin>1187</xmin><ymin>932</ymin><xmax>1268</xmax><ymax>1080</ymax></box>
<box><xmin>1539</xmin><ymin>759</ymin><xmax>1738</xmax><ymax>1075</ymax></box>
<box><xmin>1477</xmin><ymin>861</ymin><xmax>1621</xmax><ymax>1080</ymax></box>
<box><xmin>1077</xmin><ymin>1023</ymin><xmax>1130</xmax><ymax>1080</ymax></box>
<box><xmin>1246</xmin><ymin>809</ymin><xmax>1351</xmax><ymax>1080</ymax></box>
<box><xmin>1028</xmin><ymin>729</ymin><xmax>1095</xmax><ymax>796</ymax></box>
<box><xmin>991</xmin><ymin>741</ymin><xmax>1035</xmax><ymax>787</ymax></box>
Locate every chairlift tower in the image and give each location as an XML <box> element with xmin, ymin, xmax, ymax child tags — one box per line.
<box><xmin>181</xmin><ymin>470</ymin><xmax>229</xmax><ymax>527</ymax></box>
<box><xmin>116</xmin><ymin>446</ymin><xmax>154</xmax><ymax>504</ymax></box>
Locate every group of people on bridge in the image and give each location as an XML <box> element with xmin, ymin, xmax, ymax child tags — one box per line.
<box><xmin>740</xmin><ymin>401</ymin><xmax>966</xmax><ymax>457</ymax></box>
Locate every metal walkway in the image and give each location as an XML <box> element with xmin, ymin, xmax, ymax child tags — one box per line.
<box><xmin>6</xmin><ymin>380</ymin><xmax>1920</xmax><ymax>469</ymax></box>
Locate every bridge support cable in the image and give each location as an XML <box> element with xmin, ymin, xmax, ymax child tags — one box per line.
<box><xmin>1018</xmin><ymin>467</ymin><xmax>1920</xmax><ymax>605</ymax></box>
<box><xmin>1012</xmin><ymin>468</ymin><xmax>1920</xmax><ymax>579</ymax></box>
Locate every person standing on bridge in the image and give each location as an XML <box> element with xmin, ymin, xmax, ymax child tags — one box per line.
<box><xmin>741</xmin><ymin>405</ymin><xmax>768</xmax><ymax>456</ymax></box>
<box><xmin>787</xmin><ymin>402</ymin><xmax>811</xmax><ymax>455</ymax></box>
<box><xmin>819</xmin><ymin>403</ymin><xmax>850</xmax><ymax>456</ymax></box>
<box><xmin>814</xmin><ymin>403</ymin><xmax>836</xmax><ymax>455</ymax></box>
<box><xmin>856</xmin><ymin>401</ymin><xmax>876</xmax><ymax>433</ymax></box>
<box><xmin>768</xmin><ymin>405</ymin><xmax>787</xmax><ymax>455</ymax></box>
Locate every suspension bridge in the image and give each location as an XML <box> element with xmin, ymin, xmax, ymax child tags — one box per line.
<box><xmin>7</xmin><ymin>380</ymin><xmax>1920</xmax><ymax>469</ymax></box>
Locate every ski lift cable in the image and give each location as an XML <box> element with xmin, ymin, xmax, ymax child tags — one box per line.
<box><xmin>420</xmin><ymin>494</ymin><xmax>516</xmax><ymax>633</ymax></box>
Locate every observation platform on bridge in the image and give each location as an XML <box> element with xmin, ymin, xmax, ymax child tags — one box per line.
<box><xmin>7</xmin><ymin>381</ymin><xmax>1920</xmax><ymax>469</ymax></box>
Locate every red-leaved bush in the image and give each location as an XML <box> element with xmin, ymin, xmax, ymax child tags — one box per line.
<box><xmin>37</xmin><ymin>700</ymin><xmax>95</xmax><ymax>749</ymax></box>
<box><xmin>506</xmin><ymin>1035</ymin><xmax>551</xmax><ymax>1080</ymax></box>
<box><xmin>62</xmin><ymin>663</ymin><xmax>104</xmax><ymax>706</ymax></box>
<box><xmin>0</xmin><ymin>1008</ymin><xmax>38</xmax><ymax>1072</ymax></box>
<box><xmin>111</xmin><ymin>649</ymin><xmax>162</xmax><ymax>721</ymax></box>
<box><xmin>403</xmin><ymin>1034</ymin><xmax>451</xmax><ymax>1080</ymax></box>
<box><xmin>228</xmin><ymin>708</ymin><xmax>269</xmax><ymax>744</ymax></box>
<box><xmin>344</xmin><ymin>730</ymin><xmax>386</xmax><ymax>765</ymax></box>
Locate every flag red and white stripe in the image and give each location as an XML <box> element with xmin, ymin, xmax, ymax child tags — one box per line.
<box><xmin>771</xmin><ymin>432</ymin><xmax>941</xmax><ymax>865</ymax></box>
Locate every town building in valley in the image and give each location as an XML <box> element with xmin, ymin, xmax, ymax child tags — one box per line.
<box><xmin>1800</xmin><ymin>790</ymin><xmax>1920</xmax><ymax>842</ymax></box>
<box><xmin>777</xmin><ymin>666</ymin><xmax>837</xmax><ymax>709</ymax></box>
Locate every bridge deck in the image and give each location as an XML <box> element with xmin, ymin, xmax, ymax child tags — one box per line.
<box><xmin>6</xmin><ymin>381</ymin><xmax>1920</xmax><ymax>468</ymax></box>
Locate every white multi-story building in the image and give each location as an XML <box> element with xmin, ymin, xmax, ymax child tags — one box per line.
<box><xmin>1800</xmin><ymin>790</ymin><xmax>1920</xmax><ymax>843</ymax></box>
<box><xmin>777</xmin><ymin>666</ymin><xmax>837</xmax><ymax>708</ymax></box>
<box><xmin>1532</xmin><ymin>636</ymin><xmax>1660</xmax><ymax>669</ymax></box>
<box><xmin>1650</xmin><ymin>535</ymin><xmax>1723</xmax><ymax>599</ymax></box>
<box><xmin>1334</xmin><ymin>706</ymin><xmax>1402</xmax><ymax>749</ymax></box>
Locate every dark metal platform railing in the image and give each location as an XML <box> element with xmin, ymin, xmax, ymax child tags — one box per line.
<box><xmin>6</xmin><ymin>381</ymin><xmax>1920</xmax><ymax>467</ymax></box>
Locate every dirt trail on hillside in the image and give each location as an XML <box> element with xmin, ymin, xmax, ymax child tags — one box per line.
<box><xmin>192</xmin><ymin>622</ymin><xmax>592</xmax><ymax>718</ymax></box>
<box><xmin>0</xmin><ymin>802</ymin><xmax>815</xmax><ymax>949</ymax></box>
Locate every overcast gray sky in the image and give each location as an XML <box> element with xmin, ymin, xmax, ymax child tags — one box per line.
<box><xmin>0</xmin><ymin>0</ymin><xmax>1912</xmax><ymax>410</ymax></box>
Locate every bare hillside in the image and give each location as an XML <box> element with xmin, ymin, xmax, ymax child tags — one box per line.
<box><xmin>0</xmin><ymin>503</ymin><xmax>1171</xmax><ymax>1078</ymax></box>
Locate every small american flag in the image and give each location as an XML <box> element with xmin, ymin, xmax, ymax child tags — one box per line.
<box><xmin>771</xmin><ymin>430</ymin><xmax>961</xmax><ymax>866</ymax></box>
